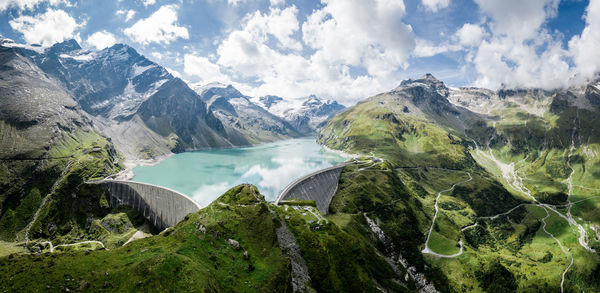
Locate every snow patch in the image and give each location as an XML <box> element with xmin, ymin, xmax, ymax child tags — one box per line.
<box><xmin>59</xmin><ymin>53</ymin><xmax>95</xmax><ymax>62</ymax></box>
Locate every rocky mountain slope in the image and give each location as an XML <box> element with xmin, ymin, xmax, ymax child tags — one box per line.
<box><xmin>191</xmin><ymin>82</ymin><xmax>301</xmax><ymax>144</ymax></box>
<box><xmin>254</xmin><ymin>94</ymin><xmax>345</xmax><ymax>135</ymax></box>
<box><xmin>11</xmin><ymin>39</ymin><xmax>232</xmax><ymax>160</ymax></box>
<box><xmin>319</xmin><ymin>74</ymin><xmax>600</xmax><ymax>291</ymax></box>
<box><xmin>0</xmin><ymin>44</ymin><xmax>141</xmax><ymax>247</ymax></box>
<box><xmin>2</xmin><ymin>38</ymin><xmax>309</xmax><ymax>161</ymax></box>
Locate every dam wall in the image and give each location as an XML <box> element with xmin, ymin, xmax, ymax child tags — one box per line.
<box><xmin>275</xmin><ymin>163</ymin><xmax>348</xmax><ymax>214</ymax></box>
<box><xmin>88</xmin><ymin>180</ymin><xmax>201</xmax><ymax>230</ymax></box>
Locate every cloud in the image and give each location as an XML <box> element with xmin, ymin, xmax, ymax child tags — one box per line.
<box><xmin>216</xmin><ymin>6</ymin><xmax>306</xmax><ymax>76</ymax></box>
<box><xmin>270</xmin><ymin>0</ymin><xmax>285</xmax><ymax>6</ymax></box>
<box><xmin>465</xmin><ymin>0</ymin><xmax>572</xmax><ymax>89</ymax></box>
<box><xmin>210</xmin><ymin>0</ymin><xmax>415</xmax><ymax>103</ymax></box>
<box><xmin>413</xmin><ymin>38</ymin><xmax>461</xmax><ymax>57</ymax></box>
<box><xmin>86</xmin><ymin>30</ymin><xmax>116</xmax><ymax>49</ymax></box>
<box><xmin>142</xmin><ymin>0</ymin><xmax>156</xmax><ymax>7</ymax></box>
<box><xmin>422</xmin><ymin>0</ymin><xmax>450</xmax><ymax>13</ymax></box>
<box><xmin>474</xmin><ymin>0</ymin><xmax>559</xmax><ymax>41</ymax></box>
<box><xmin>184</xmin><ymin>54</ymin><xmax>227</xmax><ymax>83</ymax></box>
<box><xmin>454</xmin><ymin>23</ymin><xmax>486</xmax><ymax>47</ymax></box>
<box><xmin>302</xmin><ymin>0</ymin><xmax>415</xmax><ymax>77</ymax></box>
<box><xmin>192</xmin><ymin>181</ymin><xmax>231</xmax><ymax>206</ymax></box>
<box><xmin>151</xmin><ymin>51</ymin><xmax>163</xmax><ymax>60</ymax></box>
<box><xmin>0</xmin><ymin>0</ymin><xmax>65</xmax><ymax>12</ymax></box>
<box><xmin>568</xmin><ymin>0</ymin><xmax>600</xmax><ymax>82</ymax></box>
<box><xmin>124</xmin><ymin>4</ymin><xmax>189</xmax><ymax>45</ymax></box>
<box><xmin>116</xmin><ymin>9</ymin><xmax>136</xmax><ymax>22</ymax></box>
<box><xmin>8</xmin><ymin>9</ymin><xmax>82</xmax><ymax>46</ymax></box>
<box><xmin>224</xmin><ymin>0</ymin><xmax>246</xmax><ymax>6</ymax></box>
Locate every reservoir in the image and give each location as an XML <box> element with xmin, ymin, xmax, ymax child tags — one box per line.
<box><xmin>131</xmin><ymin>138</ymin><xmax>346</xmax><ymax>206</ymax></box>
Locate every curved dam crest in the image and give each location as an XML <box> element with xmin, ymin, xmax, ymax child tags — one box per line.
<box><xmin>87</xmin><ymin>180</ymin><xmax>201</xmax><ymax>231</ymax></box>
<box><xmin>275</xmin><ymin>163</ymin><xmax>349</xmax><ymax>214</ymax></box>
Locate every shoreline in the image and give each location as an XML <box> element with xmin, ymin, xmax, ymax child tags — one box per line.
<box><xmin>112</xmin><ymin>137</ymin><xmax>355</xmax><ymax>182</ymax></box>
<box><xmin>318</xmin><ymin>142</ymin><xmax>365</xmax><ymax>160</ymax></box>
<box><xmin>111</xmin><ymin>137</ymin><xmax>320</xmax><ymax>181</ymax></box>
<box><xmin>111</xmin><ymin>153</ymin><xmax>175</xmax><ymax>181</ymax></box>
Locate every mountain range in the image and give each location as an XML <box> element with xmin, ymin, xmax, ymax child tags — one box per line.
<box><xmin>1</xmin><ymin>37</ymin><xmax>344</xmax><ymax>162</ymax></box>
<box><xmin>2</xmin><ymin>35</ymin><xmax>600</xmax><ymax>292</ymax></box>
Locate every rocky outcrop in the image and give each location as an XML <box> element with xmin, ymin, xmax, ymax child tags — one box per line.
<box><xmin>364</xmin><ymin>214</ymin><xmax>438</xmax><ymax>293</ymax></box>
<box><xmin>275</xmin><ymin>218</ymin><xmax>314</xmax><ymax>293</ymax></box>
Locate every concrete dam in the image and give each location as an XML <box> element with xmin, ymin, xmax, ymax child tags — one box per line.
<box><xmin>275</xmin><ymin>163</ymin><xmax>349</xmax><ymax>214</ymax></box>
<box><xmin>87</xmin><ymin>180</ymin><xmax>201</xmax><ymax>231</ymax></box>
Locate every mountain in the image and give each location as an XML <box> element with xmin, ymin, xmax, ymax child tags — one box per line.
<box><xmin>319</xmin><ymin>74</ymin><xmax>600</xmax><ymax>291</ymax></box>
<box><xmin>0</xmin><ymin>44</ymin><xmax>137</xmax><ymax>245</ymax></box>
<box><xmin>191</xmin><ymin>82</ymin><xmax>301</xmax><ymax>144</ymax></box>
<box><xmin>319</xmin><ymin>74</ymin><xmax>483</xmax><ymax>168</ymax></box>
<box><xmin>6</xmin><ymin>39</ymin><xmax>305</xmax><ymax>161</ymax></box>
<box><xmin>9</xmin><ymin>40</ymin><xmax>235</xmax><ymax>160</ymax></box>
<box><xmin>255</xmin><ymin>94</ymin><xmax>346</xmax><ymax>135</ymax></box>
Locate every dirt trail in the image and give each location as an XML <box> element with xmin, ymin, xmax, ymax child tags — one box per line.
<box><xmin>40</xmin><ymin>240</ymin><xmax>105</xmax><ymax>253</ymax></box>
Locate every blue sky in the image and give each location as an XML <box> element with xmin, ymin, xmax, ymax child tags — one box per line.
<box><xmin>0</xmin><ymin>0</ymin><xmax>598</xmax><ymax>104</ymax></box>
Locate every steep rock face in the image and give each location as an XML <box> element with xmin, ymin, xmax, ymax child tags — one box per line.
<box><xmin>585</xmin><ymin>81</ymin><xmax>600</xmax><ymax>108</ymax></box>
<box><xmin>255</xmin><ymin>94</ymin><xmax>345</xmax><ymax>135</ymax></box>
<box><xmin>389</xmin><ymin>73</ymin><xmax>484</xmax><ymax>133</ymax></box>
<box><xmin>18</xmin><ymin>40</ymin><xmax>231</xmax><ymax>159</ymax></box>
<box><xmin>0</xmin><ymin>45</ymin><xmax>121</xmax><ymax>242</ymax></box>
<box><xmin>192</xmin><ymin>83</ymin><xmax>300</xmax><ymax>145</ymax></box>
<box><xmin>0</xmin><ymin>46</ymin><xmax>92</xmax><ymax>158</ymax></box>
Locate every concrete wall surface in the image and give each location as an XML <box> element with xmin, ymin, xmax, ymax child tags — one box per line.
<box><xmin>88</xmin><ymin>180</ymin><xmax>201</xmax><ymax>230</ymax></box>
<box><xmin>275</xmin><ymin>163</ymin><xmax>348</xmax><ymax>214</ymax></box>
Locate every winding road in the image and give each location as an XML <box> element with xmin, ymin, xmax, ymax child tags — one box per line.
<box><xmin>421</xmin><ymin>172</ymin><xmax>472</xmax><ymax>257</ymax></box>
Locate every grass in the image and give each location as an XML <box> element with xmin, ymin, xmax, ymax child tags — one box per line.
<box><xmin>318</xmin><ymin>94</ymin><xmax>472</xmax><ymax>168</ymax></box>
<box><xmin>318</xmin><ymin>93</ymin><xmax>600</xmax><ymax>291</ymax></box>
<box><xmin>0</xmin><ymin>185</ymin><xmax>292</xmax><ymax>292</ymax></box>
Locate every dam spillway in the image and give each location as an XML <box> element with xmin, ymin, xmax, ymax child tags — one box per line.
<box><xmin>275</xmin><ymin>163</ymin><xmax>348</xmax><ymax>214</ymax></box>
<box><xmin>87</xmin><ymin>180</ymin><xmax>201</xmax><ymax>230</ymax></box>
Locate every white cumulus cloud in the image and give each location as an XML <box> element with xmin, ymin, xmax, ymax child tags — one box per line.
<box><xmin>86</xmin><ymin>30</ymin><xmax>116</xmax><ymax>50</ymax></box>
<box><xmin>568</xmin><ymin>0</ymin><xmax>600</xmax><ymax>82</ymax></box>
<box><xmin>270</xmin><ymin>0</ymin><xmax>285</xmax><ymax>6</ymax></box>
<box><xmin>302</xmin><ymin>0</ymin><xmax>415</xmax><ymax>77</ymax></box>
<box><xmin>454</xmin><ymin>23</ymin><xmax>486</xmax><ymax>47</ymax></box>
<box><xmin>422</xmin><ymin>0</ymin><xmax>450</xmax><ymax>12</ymax></box>
<box><xmin>210</xmin><ymin>0</ymin><xmax>415</xmax><ymax>103</ymax></box>
<box><xmin>8</xmin><ymin>9</ymin><xmax>81</xmax><ymax>46</ymax></box>
<box><xmin>468</xmin><ymin>0</ymin><xmax>572</xmax><ymax>89</ymax></box>
<box><xmin>124</xmin><ymin>4</ymin><xmax>189</xmax><ymax>45</ymax></box>
<box><xmin>184</xmin><ymin>54</ymin><xmax>227</xmax><ymax>84</ymax></box>
<box><xmin>142</xmin><ymin>0</ymin><xmax>156</xmax><ymax>7</ymax></box>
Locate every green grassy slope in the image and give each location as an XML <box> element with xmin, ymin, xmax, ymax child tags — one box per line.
<box><xmin>1</xmin><ymin>184</ymin><xmax>415</xmax><ymax>292</ymax></box>
<box><xmin>318</xmin><ymin>80</ymin><xmax>600</xmax><ymax>292</ymax></box>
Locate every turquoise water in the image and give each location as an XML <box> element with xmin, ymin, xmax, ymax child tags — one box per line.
<box><xmin>131</xmin><ymin>138</ymin><xmax>346</xmax><ymax>206</ymax></box>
